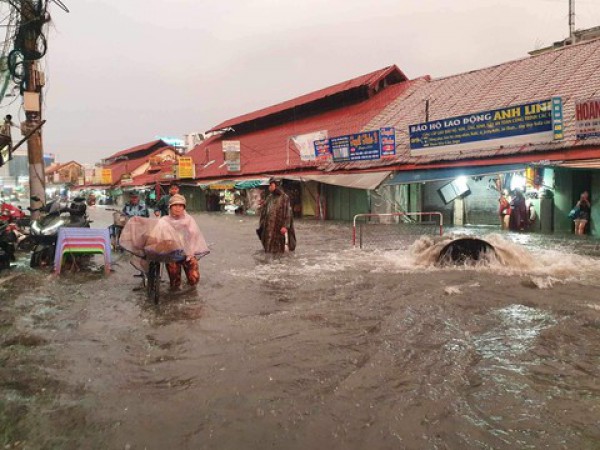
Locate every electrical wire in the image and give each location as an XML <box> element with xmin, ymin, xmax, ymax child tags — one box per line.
<box><xmin>48</xmin><ymin>0</ymin><xmax>68</xmax><ymax>13</ymax></box>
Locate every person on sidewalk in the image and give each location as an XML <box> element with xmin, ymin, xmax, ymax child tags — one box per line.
<box><xmin>498</xmin><ymin>189</ymin><xmax>511</xmax><ymax>230</ymax></box>
<box><xmin>509</xmin><ymin>188</ymin><xmax>528</xmax><ymax>231</ymax></box>
<box><xmin>257</xmin><ymin>178</ymin><xmax>296</xmax><ymax>254</ymax></box>
<box><xmin>573</xmin><ymin>190</ymin><xmax>591</xmax><ymax>235</ymax></box>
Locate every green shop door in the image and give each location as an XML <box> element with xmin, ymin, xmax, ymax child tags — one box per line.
<box><xmin>325</xmin><ymin>185</ymin><xmax>369</xmax><ymax>221</ymax></box>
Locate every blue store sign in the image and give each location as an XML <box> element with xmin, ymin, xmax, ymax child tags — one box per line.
<box><xmin>313</xmin><ymin>128</ymin><xmax>394</xmax><ymax>162</ymax></box>
<box><xmin>409</xmin><ymin>99</ymin><xmax>560</xmax><ymax>156</ymax></box>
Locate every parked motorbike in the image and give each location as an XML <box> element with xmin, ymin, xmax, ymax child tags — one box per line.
<box><xmin>0</xmin><ymin>201</ymin><xmax>31</xmax><ymax>250</ymax></box>
<box><xmin>0</xmin><ymin>220</ymin><xmax>17</xmax><ymax>271</ymax></box>
<box><xmin>29</xmin><ymin>197</ymin><xmax>90</xmax><ymax>268</ymax></box>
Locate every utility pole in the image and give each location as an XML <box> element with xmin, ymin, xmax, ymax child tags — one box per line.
<box><xmin>569</xmin><ymin>0</ymin><xmax>575</xmax><ymax>41</ymax></box>
<box><xmin>21</xmin><ymin>0</ymin><xmax>46</xmax><ymax>219</ymax></box>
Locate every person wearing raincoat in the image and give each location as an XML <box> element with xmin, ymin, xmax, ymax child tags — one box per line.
<box><xmin>119</xmin><ymin>194</ymin><xmax>209</xmax><ymax>291</ymax></box>
<box><xmin>159</xmin><ymin>194</ymin><xmax>208</xmax><ymax>290</ymax></box>
<box><xmin>257</xmin><ymin>178</ymin><xmax>296</xmax><ymax>254</ymax></box>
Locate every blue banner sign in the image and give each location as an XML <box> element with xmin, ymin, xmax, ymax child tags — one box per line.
<box><xmin>552</xmin><ymin>97</ymin><xmax>564</xmax><ymax>140</ymax></box>
<box><xmin>314</xmin><ymin>130</ymin><xmax>382</xmax><ymax>162</ymax></box>
<box><xmin>314</xmin><ymin>138</ymin><xmax>331</xmax><ymax>160</ymax></box>
<box><xmin>380</xmin><ymin>127</ymin><xmax>396</xmax><ymax>157</ymax></box>
<box><xmin>409</xmin><ymin>99</ymin><xmax>555</xmax><ymax>154</ymax></box>
<box><xmin>347</xmin><ymin>130</ymin><xmax>380</xmax><ymax>161</ymax></box>
<box><xmin>330</xmin><ymin>135</ymin><xmax>351</xmax><ymax>161</ymax></box>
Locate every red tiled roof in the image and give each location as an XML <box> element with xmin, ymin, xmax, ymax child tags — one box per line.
<box><xmin>102</xmin><ymin>146</ymin><xmax>174</xmax><ymax>185</ymax></box>
<box><xmin>188</xmin><ymin>79</ymin><xmax>414</xmax><ymax>181</ymax></box>
<box><xmin>104</xmin><ymin>140</ymin><xmax>166</xmax><ymax>161</ymax></box>
<box><xmin>129</xmin><ymin>162</ymin><xmax>177</xmax><ymax>187</ymax></box>
<box><xmin>44</xmin><ymin>160</ymin><xmax>82</xmax><ymax>175</ymax></box>
<box><xmin>45</xmin><ymin>163</ymin><xmax>61</xmax><ymax>175</ymax></box>
<box><xmin>207</xmin><ymin>65</ymin><xmax>407</xmax><ymax>132</ymax></box>
<box><xmin>345</xmin><ymin>37</ymin><xmax>600</xmax><ymax>169</ymax></box>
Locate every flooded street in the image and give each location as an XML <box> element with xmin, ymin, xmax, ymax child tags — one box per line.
<box><xmin>2</xmin><ymin>207</ymin><xmax>600</xmax><ymax>449</ymax></box>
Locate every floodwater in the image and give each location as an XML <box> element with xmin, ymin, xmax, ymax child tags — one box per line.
<box><xmin>1</xmin><ymin>207</ymin><xmax>600</xmax><ymax>449</ymax></box>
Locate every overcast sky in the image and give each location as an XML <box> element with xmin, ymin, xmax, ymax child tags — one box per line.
<box><xmin>11</xmin><ymin>0</ymin><xmax>600</xmax><ymax>163</ymax></box>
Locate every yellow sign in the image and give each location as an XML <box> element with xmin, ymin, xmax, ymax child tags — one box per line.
<box><xmin>178</xmin><ymin>157</ymin><xmax>195</xmax><ymax>179</ymax></box>
<box><xmin>101</xmin><ymin>168</ymin><xmax>112</xmax><ymax>185</ymax></box>
<box><xmin>209</xmin><ymin>182</ymin><xmax>235</xmax><ymax>190</ymax></box>
<box><xmin>121</xmin><ymin>173</ymin><xmax>134</xmax><ymax>185</ymax></box>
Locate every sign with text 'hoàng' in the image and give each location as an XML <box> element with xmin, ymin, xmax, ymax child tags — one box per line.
<box><xmin>575</xmin><ymin>98</ymin><xmax>600</xmax><ymax>140</ymax></box>
<box><xmin>409</xmin><ymin>99</ymin><xmax>561</xmax><ymax>156</ymax></box>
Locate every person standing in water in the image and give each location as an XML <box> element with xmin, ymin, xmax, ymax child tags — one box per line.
<box><xmin>160</xmin><ymin>194</ymin><xmax>209</xmax><ymax>290</ymax></box>
<box><xmin>257</xmin><ymin>178</ymin><xmax>296</xmax><ymax>254</ymax></box>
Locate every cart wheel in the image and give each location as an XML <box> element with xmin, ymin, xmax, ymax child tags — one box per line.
<box><xmin>147</xmin><ymin>261</ymin><xmax>161</xmax><ymax>304</ymax></box>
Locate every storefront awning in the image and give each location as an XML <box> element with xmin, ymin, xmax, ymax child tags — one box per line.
<box><xmin>385</xmin><ymin>163</ymin><xmax>526</xmax><ymax>185</ymax></box>
<box><xmin>549</xmin><ymin>159</ymin><xmax>600</xmax><ymax>169</ymax></box>
<box><xmin>282</xmin><ymin>171</ymin><xmax>392</xmax><ymax>190</ymax></box>
<box><xmin>234</xmin><ymin>179</ymin><xmax>267</xmax><ymax>189</ymax></box>
<box><xmin>198</xmin><ymin>178</ymin><xmax>269</xmax><ymax>190</ymax></box>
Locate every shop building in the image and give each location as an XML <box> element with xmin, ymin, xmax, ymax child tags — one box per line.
<box><xmin>361</xmin><ymin>36</ymin><xmax>600</xmax><ymax>235</ymax></box>
<box><xmin>183</xmin><ymin>37</ymin><xmax>600</xmax><ymax>235</ymax></box>
<box><xmin>186</xmin><ymin>66</ymin><xmax>413</xmax><ymax>219</ymax></box>
<box><xmin>79</xmin><ymin>139</ymin><xmax>178</xmax><ymax>205</ymax></box>
<box><xmin>44</xmin><ymin>160</ymin><xmax>84</xmax><ymax>199</ymax></box>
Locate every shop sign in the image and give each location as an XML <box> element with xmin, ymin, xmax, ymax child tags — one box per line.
<box><xmin>313</xmin><ymin>139</ymin><xmax>332</xmax><ymax>160</ymax></box>
<box><xmin>409</xmin><ymin>99</ymin><xmax>558</xmax><ymax>156</ymax></box>
<box><xmin>178</xmin><ymin>157</ymin><xmax>195</xmax><ymax>179</ymax></box>
<box><xmin>312</xmin><ymin>128</ymin><xmax>393</xmax><ymax>162</ymax></box>
<box><xmin>575</xmin><ymin>98</ymin><xmax>600</xmax><ymax>140</ymax></box>
<box><xmin>209</xmin><ymin>182</ymin><xmax>236</xmax><ymax>190</ymax></box>
<box><xmin>101</xmin><ymin>168</ymin><xmax>112</xmax><ymax>185</ymax></box>
<box><xmin>290</xmin><ymin>130</ymin><xmax>328</xmax><ymax>161</ymax></box>
<box><xmin>222</xmin><ymin>140</ymin><xmax>241</xmax><ymax>172</ymax></box>
<box><xmin>330</xmin><ymin>130</ymin><xmax>380</xmax><ymax>162</ymax></box>
<box><xmin>551</xmin><ymin>97</ymin><xmax>564</xmax><ymax>140</ymax></box>
<box><xmin>380</xmin><ymin>127</ymin><xmax>396</xmax><ymax>157</ymax></box>
<box><xmin>121</xmin><ymin>173</ymin><xmax>134</xmax><ymax>185</ymax></box>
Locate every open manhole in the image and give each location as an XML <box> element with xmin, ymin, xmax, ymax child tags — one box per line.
<box><xmin>438</xmin><ymin>237</ymin><xmax>496</xmax><ymax>265</ymax></box>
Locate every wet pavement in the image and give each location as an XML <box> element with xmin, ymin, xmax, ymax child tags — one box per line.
<box><xmin>1</xmin><ymin>206</ymin><xmax>600</xmax><ymax>449</ymax></box>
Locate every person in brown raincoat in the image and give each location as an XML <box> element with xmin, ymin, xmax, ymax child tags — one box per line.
<box><xmin>257</xmin><ymin>178</ymin><xmax>296</xmax><ymax>254</ymax></box>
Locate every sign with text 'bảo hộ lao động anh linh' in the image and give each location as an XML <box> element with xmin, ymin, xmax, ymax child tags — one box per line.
<box><xmin>409</xmin><ymin>99</ymin><xmax>560</xmax><ymax>156</ymax></box>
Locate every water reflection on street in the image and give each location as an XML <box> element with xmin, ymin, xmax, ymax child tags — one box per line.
<box><xmin>1</xmin><ymin>206</ymin><xmax>599</xmax><ymax>449</ymax></box>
